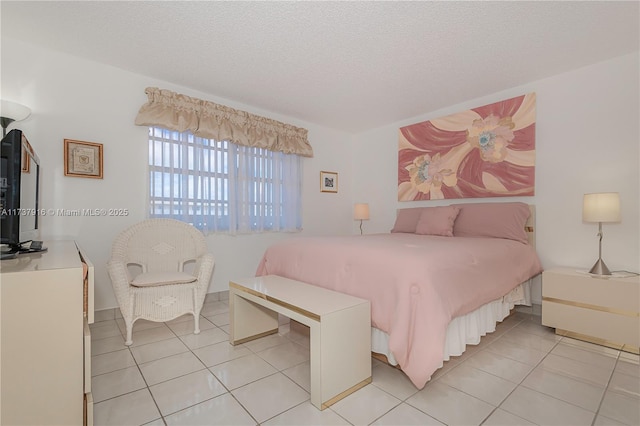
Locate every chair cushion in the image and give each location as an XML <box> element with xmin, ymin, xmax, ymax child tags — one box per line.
<box><xmin>130</xmin><ymin>271</ymin><xmax>197</xmax><ymax>287</ymax></box>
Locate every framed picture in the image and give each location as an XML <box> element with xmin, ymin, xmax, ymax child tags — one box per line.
<box><xmin>398</xmin><ymin>93</ymin><xmax>536</xmax><ymax>201</ymax></box>
<box><xmin>64</xmin><ymin>139</ymin><xmax>103</xmax><ymax>179</ymax></box>
<box><xmin>320</xmin><ymin>171</ymin><xmax>338</xmax><ymax>193</ymax></box>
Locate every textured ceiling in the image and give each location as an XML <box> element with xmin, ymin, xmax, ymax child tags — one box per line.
<box><xmin>2</xmin><ymin>1</ymin><xmax>638</xmax><ymax>133</ymax></box>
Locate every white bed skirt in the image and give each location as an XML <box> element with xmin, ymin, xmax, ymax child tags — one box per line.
<box><xmin>371</xmin><ymin>280</ymin><xmax>532</xmax><ymax>366</ymax></box>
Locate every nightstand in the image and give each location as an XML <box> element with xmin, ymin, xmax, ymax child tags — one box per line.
<box><xmin>542</xmin><ymin>267</ymin><xmax>639</xmax><ymax>354</ymax></box>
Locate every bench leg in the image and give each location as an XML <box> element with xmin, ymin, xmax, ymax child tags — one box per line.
<box><xmin>229</xmin><ymin>289</ymin><xmax>278</xmax><ymax>345</ymax></box>
<box><xmin>310</xmin><ymin>303</ymin><xmax>372</xmax><ymax>409</ymax></box>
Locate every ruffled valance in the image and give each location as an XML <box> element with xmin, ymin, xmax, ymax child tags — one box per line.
<box><xmin>135</xmin><ymin>87</ymin><xmax>313</xmax><ymax>157</ymax></box>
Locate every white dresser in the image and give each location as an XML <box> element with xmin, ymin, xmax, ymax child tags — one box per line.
<box><xmin>0</xmin><ymin>240</ymin><xmax>94</xmax><ymax>425</ymax></box>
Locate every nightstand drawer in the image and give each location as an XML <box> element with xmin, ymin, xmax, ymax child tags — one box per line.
<box><xmin>542</xmin><ymin>300</ymin><xmax>639</xmax><ymax>347</ymax></box>
<box><xmin>542</xmin><ymin>269</ymin><xmax>639</xmax><ymax>312</ymax></box>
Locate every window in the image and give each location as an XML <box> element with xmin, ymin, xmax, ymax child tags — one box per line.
<box><xmin>148</xmin><ymin>127</ymin><xmax>302</xmax><ymax>234</ymax></box>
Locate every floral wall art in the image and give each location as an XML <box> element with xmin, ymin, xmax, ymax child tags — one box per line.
<box><xmin>398</xmin><ymin>93</ymin><xmax>536</xmax><ymax>201</ymax></box>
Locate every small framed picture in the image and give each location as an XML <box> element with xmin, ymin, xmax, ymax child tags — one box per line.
<box><xmin>320</xmin><ymin>171</ymin><xmax>338</xmax><ymax>193</ymax></box>
<box><xmin>64</xmin><ymin>139</ymin><xmax>103</xmax><ymax>179</ymax></box>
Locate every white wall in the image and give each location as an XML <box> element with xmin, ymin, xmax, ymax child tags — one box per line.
<box><xmin>3</xmin><ymin>38</ymin><xmax>638</xmax><ymax>309</ymax></box>
<box><xmin>351</xmin><ymin>52</ymin><xmax>640</xmax><ymax>304</ymax></box>
<box><xmin>2</xmin><ymin>38</ymin><xmax>354</xmax><ymax>310</ymax></box>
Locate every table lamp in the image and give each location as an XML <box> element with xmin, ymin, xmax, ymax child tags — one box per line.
<box><xmin>354</xmin><ymin>203</ymin><xmax>369</xmax><ymax>235</ymax></box>
<box><xmin>583</xmin><ymin>192</ymin><xmax>621</xmax><ymax>275</ymax></box>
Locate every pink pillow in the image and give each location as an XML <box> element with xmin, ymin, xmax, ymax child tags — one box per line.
<box><xmin>390</xmin><ymin>207</ymin><xmax>424</xmax><ymax>233</ymax></box>
<box><xmin>451</xmin><ymin>202</ymin><xmax>530</xmax><ymax>244</ymax></box>
<box><xmin>415</xmin><ymin>206</ymin><xmax>460</xmax><ymax>237</ymax></box>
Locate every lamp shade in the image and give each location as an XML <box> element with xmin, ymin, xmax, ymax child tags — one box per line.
<box><xmin>0</xmin><ymin>100</ymin><xmax>31</xmax><ymax>122</ymax></box>
<box><xmin>583</xmin><ymin>192</ymin><xmax>621</xmax><ymax>223</ymax></box>
<box><xmin>353</xmin><ymin>203</ymin><xmax>370</xmax><ymax>220</ymax></box>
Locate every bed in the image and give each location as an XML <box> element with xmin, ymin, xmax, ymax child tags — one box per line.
<box><xmin>255</xmin><ymin>202</ymin><xmax>543</xmax><ymax>389</ymax></box>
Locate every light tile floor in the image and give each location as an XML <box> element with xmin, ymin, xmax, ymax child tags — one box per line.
<box><xmin>91</xmin><ymin>301</ymin><xmax>639</xmax><ymax>425</ymax></box>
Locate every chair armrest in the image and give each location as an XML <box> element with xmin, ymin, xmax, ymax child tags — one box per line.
<box><xmin>107</xmin><ymin>259</ymin><xmax>132</xmax><ymax>312</ymax></box>
<box><xmin>194</xmin><ymin>253</ymin><xmax>215</xmax><ymax>282</ymax></box>
<box><xmin>193</xmin><ymin>253</ymin><xmax>215</xmax><ymax>299</ymax></box>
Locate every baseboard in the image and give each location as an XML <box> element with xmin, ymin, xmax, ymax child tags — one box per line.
<box><xmin>290</xmin><ymin>319</ymin><xmax>309</xmax><ymax>336</ymax></box>
<box><xmin>205</xmin><ymin>290</ymin><xmax>229</xmax><ymax>303</ymax></box>
<box><xmin>515</xmin><ymin>303</ymin><xmax>542</xmax><ymax>316</ymax></box>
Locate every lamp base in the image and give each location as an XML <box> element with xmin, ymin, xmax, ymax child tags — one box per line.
<box><xmin>589</xmin><ymin>258</ymin><xmax>612</xmax><ymax>276</ymax></box>
<box><xmin>1</xmin><ymin>116</ymin><xmax>15</xmax><ymax>137</ymax></box>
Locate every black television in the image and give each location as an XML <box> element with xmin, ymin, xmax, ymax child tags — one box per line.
<box><xmin>0</xmin><ymin>129</ymin><xmax>45</xmax><ymax>258</ymax></box>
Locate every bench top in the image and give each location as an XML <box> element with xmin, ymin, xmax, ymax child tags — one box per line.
<box><xmin>230</xmin><ymin>275</ymin><xmax>369</xmax><ymax>320</ymax></box>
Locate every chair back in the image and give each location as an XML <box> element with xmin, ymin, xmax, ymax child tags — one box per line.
<box><xmin>110</xmin><ymin>219</ymin><xmax>208</xmax><ymax>273</ymax></box>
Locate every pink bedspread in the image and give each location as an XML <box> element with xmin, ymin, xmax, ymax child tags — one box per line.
<box><xmin>255</xmin><ymin>233</ymin><xmax>542</xmax><ymax>389</ymax></box>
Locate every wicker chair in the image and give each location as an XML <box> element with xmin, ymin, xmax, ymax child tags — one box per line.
<box><xmin>107</xmin><ymin>219</ymin><xmax>215</xmax><ymax>345</ymax></box>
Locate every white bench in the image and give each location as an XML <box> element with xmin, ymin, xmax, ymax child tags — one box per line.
<box><xmin>229</xmin><ymin>275</ymin><xmax>371</xmax><ymax>410</ymax></box>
